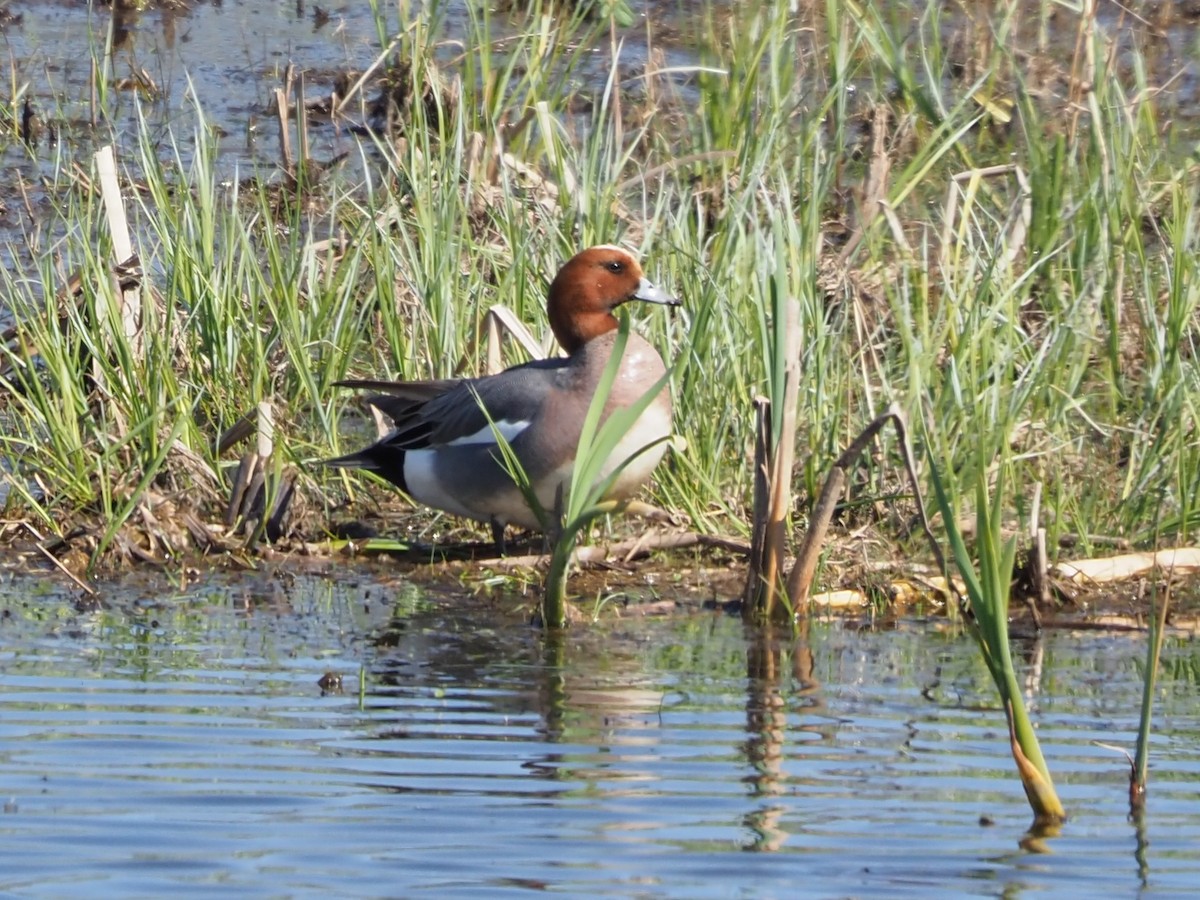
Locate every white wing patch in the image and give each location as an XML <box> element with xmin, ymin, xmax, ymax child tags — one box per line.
<box><xmin>446</xmin><ymin>419</ymin><xmax>530</xmax><ymax>447</ymax></box>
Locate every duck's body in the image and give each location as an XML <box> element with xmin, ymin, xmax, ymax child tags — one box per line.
<box><xmin>327</xmin><ymin>246</ymin><xmax>677</xmax><ymax>534</ymax></box>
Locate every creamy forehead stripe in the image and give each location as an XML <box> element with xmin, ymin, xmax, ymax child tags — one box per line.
<box><xmin>590</xmin><ymin>243</ymin><xmax>635</xmax><ymax>257</ymax></box>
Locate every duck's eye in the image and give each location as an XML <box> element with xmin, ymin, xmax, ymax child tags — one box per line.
<box><xmin>605</xmin><ymin>260</ymin><xmax>624</xmax><ymax>273</ymax></box>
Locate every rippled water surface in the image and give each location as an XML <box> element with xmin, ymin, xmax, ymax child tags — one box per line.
<box><xmin>1</xmin><ymin>568</ymin><xmax>1198</xmax><ymax>897</ymax></box>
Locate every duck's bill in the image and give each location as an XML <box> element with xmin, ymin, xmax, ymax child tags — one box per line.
<box><xmin>633</xmin><ymin>277</ymin><xmax>681</xmax><ymax>307</ymax></box>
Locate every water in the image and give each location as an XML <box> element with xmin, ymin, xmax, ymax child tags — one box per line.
<box><xmin>1</xmin><ymin>568</ymin><xmax>1197</xmax><ymax>897</ymax></box>
<box><xmin>2</xmin><ymin>0</ymin><xmax>703</xmax><ymax>177</ymax></box>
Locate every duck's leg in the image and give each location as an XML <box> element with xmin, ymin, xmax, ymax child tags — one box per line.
<box><xmin>489</xmin><ymin>517</ymin><xmax>508</xmax><ymax>556</ymax></box>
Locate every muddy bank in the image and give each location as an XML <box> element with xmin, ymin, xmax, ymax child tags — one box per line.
<box><xmin>5</xmin><ymin>498</ymin><xmax>1197</xmax><ymax>639</ymax></box>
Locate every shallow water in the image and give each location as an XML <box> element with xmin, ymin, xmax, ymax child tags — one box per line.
<box><xmin>1</xmin><ymin>567</ymin><xmax>1198</xmax><ymax>897</ymax></box>
<box><xmin>2</xmin><ymin>0</ymin><xmax>704</xmax><ymax>177</ymax></box>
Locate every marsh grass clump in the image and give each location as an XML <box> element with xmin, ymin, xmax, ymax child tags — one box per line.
<box><xmin>0</xmin><ymin>0</ymin><xmax>1193</xmax><ymax>602</ymax></box>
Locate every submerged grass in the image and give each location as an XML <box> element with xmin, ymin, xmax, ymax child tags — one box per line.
<box><xmin>0</xmin><ymin>0</ymin><xmax>1196</xmax><ymax>594</ymax></box>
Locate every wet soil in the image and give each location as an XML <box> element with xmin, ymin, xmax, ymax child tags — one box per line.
<box><xmin>6</xmin><ymin>495</ymin><xmax>1196</xmax><ymax>641</ymax></box>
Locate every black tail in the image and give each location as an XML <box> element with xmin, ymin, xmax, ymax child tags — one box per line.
<box><xmin>324</xmin><ymin>443</ymin><xmax>410</xmax><ymax>494</ymax></box>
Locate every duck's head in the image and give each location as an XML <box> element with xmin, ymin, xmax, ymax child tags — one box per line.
<box><xmin>547</xmin><ymin>245</ymin><xmax>679</xmax><ymax>353</ymax></box>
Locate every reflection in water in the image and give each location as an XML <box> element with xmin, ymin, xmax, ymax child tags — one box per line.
<box><xmin>741</xmin><ymin>618</ymin><xmax>835</xmax><ymax>853</ymax></box>
<box><xmin>106</xmin><ymin>0</ymin><xmax>195</xmax><ymax>50</ymax></box>
<box><xmin>743</xmin><ymin>623</ymin><xmax>791</xmax><ymax>852</ymax></box>
<box><xmin>1131</xmin><ymin>806</ymin><xmax>1150</xmax><ymax>886</ymax></box>
<box><xmin>1018</xmin><ymin>818</ymin><xmax>1062</xmax><ymax>853</ymax></box>
<box><xmin>539</xmin><ymin>626</ymin><xmax>569</xmax><ymax>744</ymax></box>
<box><xmin>1019</xmin><ymin>633</ymin><xmax>1046</xmax><ymax>709</ymax></box>
<box><xmin>110</xmin><ymin>0</ymin><xmax>141</xmax><ymax>49</ymax></box>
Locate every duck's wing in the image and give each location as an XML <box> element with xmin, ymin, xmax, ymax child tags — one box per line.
<box><xmin>338</xmin><ymin>357</ymin><xmax>568</xmax><ymax>451</ymax></box>
<box><xmin>413</xmin><ymin>357</ymin><xmax>568</xmax><ymax>448</ymax></box>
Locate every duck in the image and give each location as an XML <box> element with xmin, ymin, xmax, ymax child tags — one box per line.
<box><xmin>327</xmin><ymin>245</ymin><xmax>679</xmax><ymax>546</ymax></box>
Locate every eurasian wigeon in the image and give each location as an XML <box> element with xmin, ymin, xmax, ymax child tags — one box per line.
<box><xmin>327</xmin><ymin>245</ymin><xmax>679</xmax><ymax>543</ymax></box>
